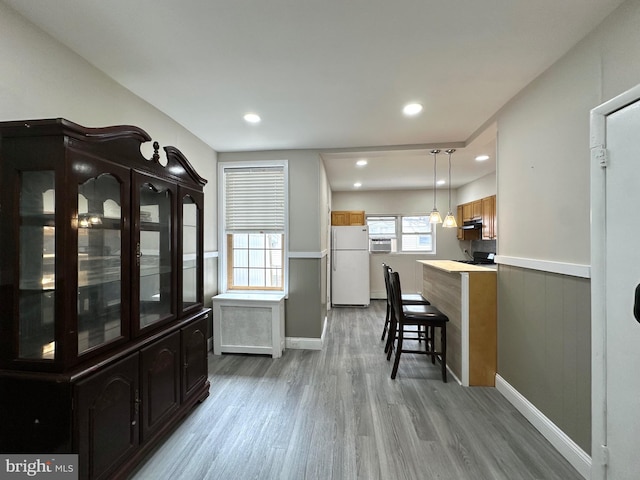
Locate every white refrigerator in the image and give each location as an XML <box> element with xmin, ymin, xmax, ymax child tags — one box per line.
<box><xmin>331</xmin><ymin>225</ymin><xmax>370</xmax><ymax>306</ymax></box>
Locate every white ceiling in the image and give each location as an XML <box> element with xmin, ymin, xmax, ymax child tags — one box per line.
<box><xmin>3</xmin><ymin>0</ymin><xmax>625</xmax><ymax>190</ymax></box>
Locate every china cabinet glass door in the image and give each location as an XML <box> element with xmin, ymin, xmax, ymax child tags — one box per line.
<box><xmin>180</xmin><ymin>190</ymin><xmax>202</xmax><ymax>313</ymax></box>
<box><xmin>135</xmin><ymin>174</ymin><xmax>176</xmax><ymax>332</ymax></box>
<box><xmin>18</xmin><ymin>171</ymin><xmax>56</xmax><ymax>360</ymax></box>
<box><xmin>77</xmin><ymin>173</ymin><xmax>125</xmax><ymax>354</ymax></box>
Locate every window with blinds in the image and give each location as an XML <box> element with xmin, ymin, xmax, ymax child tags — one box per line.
<box><xmin>221</xmin><ymin>163</ymin><xmax>287</xmax><ymax>291</ymax></box>
<box><xmin>224</xmin><ymin>166</ymin><xmax>285</xmax><ymax>232</ymax></box>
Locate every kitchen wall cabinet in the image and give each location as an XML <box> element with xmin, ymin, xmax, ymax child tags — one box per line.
<box><xmin>457</xmin><ymin>195</ymin><xmax>497</xmax><ymax>241</ymax></box>
<box><xmin>331</xmin><ymin>210</ymin><xmax>365</xmax><ymax>225</ymax></box>
<box><xmin>481</xmin><ymin>195</ymin><xmax>497</xmax><ymax>240</ymax></box>
<box><xmin>456</xmin><ymin>205</ymin><xmax>464</xmax><ymax>240</ymax></box>
<box><xmin>472</xmin><ymin>200</ymin><xmax>482</xmax><ymax>219</ymax></box>
<box><xmin>0</xmin><ymin>119</ymin><xmax>210</xmax><ymax>479</ymax></box>
<box><xmin>462</xmin><ymin>203</ymin><xmax>473</xmax><ymax>222</ymax></box>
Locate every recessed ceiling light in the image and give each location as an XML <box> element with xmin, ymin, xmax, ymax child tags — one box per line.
<box><xmin>243</xmin><ymin>113</ymin><xmax>261</xmax><ymax>124</ymax></box>
<box><xmin>403</xmin><ymin>103</ymin><xmax>423</xmax><ymax>116</ymax></box>
<box><xmin>353</xmin><ymin>182</ymin><xmax>362</xmax><ymax>188</ymax></box>
<box><xmin>356</xmin><ymin>159</ymin><xmax>368</xmax><ymax>166</ymax></box>
<box><xmin>437</xmin><ymin>179</ymin><xmax>446</xmax><ymax>186</ymax></box>
<box><xmin>475</xmin><ymin>154</ymin><xmax>490</xmax><ymax>161</ymax></box>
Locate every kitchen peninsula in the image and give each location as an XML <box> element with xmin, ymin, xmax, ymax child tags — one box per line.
<box><xmin>417</xmin><ymin>260</ymin><xmax>497</xmax><ymax>386</ymax></box>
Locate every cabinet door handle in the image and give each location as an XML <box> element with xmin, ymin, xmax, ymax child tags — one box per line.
<box><xmin>136</xmin><ymin>242</ymin><xmax>141</xmax><ymax>266</ymax></box>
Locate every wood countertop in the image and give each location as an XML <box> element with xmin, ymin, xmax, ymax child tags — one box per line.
<box><xmin>417</xmin><ymin>260</ymin><xmax>496</xmax><ymax>273</ymax></box>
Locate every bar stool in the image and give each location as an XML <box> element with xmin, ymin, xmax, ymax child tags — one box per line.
<box><xmin>381</xmin><ymin>263</ymin><xmax>430</xmax><ymax>350</ymax></box>
<box><xmin>387</xmin><ymin>271</ymin><xmax>449</xmax><ymax>382</ymax></box>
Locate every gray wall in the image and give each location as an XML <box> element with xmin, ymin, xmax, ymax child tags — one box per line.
<box><xmin>498</xmin><ymin>265</ymin><xmax>591</xmax><ymax>452</ymax></box>
<box><xmin>495</xmin><ymin>0</ymin><xmax>640</xmax><ymax>455</ymax></box>
<box><xmin>217</xmin><ymin>150</ymin><xmax>328</xmax><ymax>339</ymax></box>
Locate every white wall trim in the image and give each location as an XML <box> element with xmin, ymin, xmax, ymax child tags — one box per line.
<box><xmin>285</xmin><ymin>315</ymin><xmax>327</xmax><ymax>350</ymax></box>
<box><xmin>494</xmin><ymin>255</ymin><xmax>590</xmax><ymax>278</ymax></box>
<box><xmin>495</xmin><ymin>374</ymin><xmax>591</xmax><ymax>480</ymax></box>
<box><xmin>289</xmin><ymin>250</ymin><xmax>327</xmax><ymax>259</ymax></box>
<box><xmin>460</xmin><ymin>273</ymin><xmax>470</xmax><ymax>386</ymax></box>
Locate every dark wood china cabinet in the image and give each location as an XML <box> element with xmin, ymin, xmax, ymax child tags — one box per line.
<box><xmin>0</xmin><ymin>119</ymin><xmax>210</xmax><ymax>480</ymax></box>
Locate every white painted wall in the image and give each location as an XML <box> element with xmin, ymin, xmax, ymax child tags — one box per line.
<box><xmin>496</xmin><ymin>0</ymin><xmax>640</xmax><ymax>265</ymax></box>
<box><xmin>457</xmin><ymin>172</ymin><xmax>496</xmax><ymax>205</ymax></box>
<box><xmin>0</xmin><ymin>2</ymin><xmax>218</xmax><ymax>251</ymax></box>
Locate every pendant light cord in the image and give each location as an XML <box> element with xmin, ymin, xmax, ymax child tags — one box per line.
<box><xmin>446</xmin><ymin>149</ymin><xmax>454</xmax><ymax>211</ymax></box>
<box><xmin>431</xmin><ymin>149</ymin><xmax>440</xmax><ymax>208</ymax></box>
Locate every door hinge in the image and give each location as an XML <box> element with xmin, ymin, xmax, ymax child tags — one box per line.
<box><xmin>594</xmin><ymin>147</ymin><xmax>609</xmax><ymax>168</ymax></box>
<box><xmin>601</xmin><ymin>445</ymin><xmax>609</xmax><ymax>466</ymax></box>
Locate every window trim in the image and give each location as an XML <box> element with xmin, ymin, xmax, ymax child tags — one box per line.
<box><xmin>366</xmin><ymin>214</ymin><xmax>435</xmax><ymax>254</ymax></box>
<box><xmin>400</xmin><ymin>215</ymin><xmax>434</xmax><ymax>253</ymax></box>
<box><xmin>225</xmin><ymin>233</ymin><xmax>285</xmax><ymax>291</ymax></box>
<box><xmin>218</xmin><ymin>160</ymin><xmax>289</xmax><ymax>293</ymax></box>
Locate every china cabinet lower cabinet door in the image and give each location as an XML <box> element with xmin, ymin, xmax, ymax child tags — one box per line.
<box><xmin>181</xmin><ymin>314</ymin><xmax>209</xmax><ymax>402</ymax></box>
<box><xmin>0</xmin><ymin>376</ymin><xmax>72</xmax><ymax>453</ymax></box>
<box><xmin>75</xmin><ymin>353</ymin><xmax>139</xmax><ymax>480</ymax></box>
<box><xmin>140</xmin><ymin>331</ymin><xmax>180</xmax><ymax>442</ymax></box>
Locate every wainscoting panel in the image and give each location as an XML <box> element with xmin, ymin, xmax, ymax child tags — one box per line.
<box><xmin>497</xmin><ymin>264</ymin><xmax>591</xmax><ymax>454</ymax></box>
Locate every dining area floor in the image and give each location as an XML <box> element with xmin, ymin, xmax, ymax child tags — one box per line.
<box><xmin>130</xmin><ymin>300</ymin><xmax>583</xmax><ymax>480</ymax></box>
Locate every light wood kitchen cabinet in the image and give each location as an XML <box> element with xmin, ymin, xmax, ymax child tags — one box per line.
<box><xmin>481</xmin><ymin>195</ymin><xmax>496</xmax><ymax>239</ymax></box>
<box><xmin>457</xmin><ymin>195</ymin><xmax>497</xmax><ymax>241</ymax></box>
<box><xmin>472</xmin><ymin>200</ymin><xmax>482</xmax><ymax>219</ymax></box>
<box><xmin>331</xmin><ymin>210</ymin><xmax>365</xmax><ymax>226</ymax></box>
<box><xmin>462</xmin><ymin>203</ymin><xmax>473</xmax><ymax>222</ymax></box>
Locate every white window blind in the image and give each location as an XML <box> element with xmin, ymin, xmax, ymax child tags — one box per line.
<box><xmin>224</xmin><ymin>166</ymin><xmax>285</xmax><ymax>232</ymax></box>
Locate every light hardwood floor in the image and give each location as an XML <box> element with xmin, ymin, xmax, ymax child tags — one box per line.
<box><xmin>130</xmin><ymin>300</ymin><xmax>583</xmax><ymax>480</ymax></box>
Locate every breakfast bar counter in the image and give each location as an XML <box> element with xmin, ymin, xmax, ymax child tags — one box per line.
<box><xmin>417</xmin><ymin>260</ymin><xmax>497</xmax><ymax>386</ymax></box>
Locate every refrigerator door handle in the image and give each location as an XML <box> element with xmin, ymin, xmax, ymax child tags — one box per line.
<box><xmin>332</xmin><ymin>229</ymin><xmax>336</xmax><ymax>271</ymax></box>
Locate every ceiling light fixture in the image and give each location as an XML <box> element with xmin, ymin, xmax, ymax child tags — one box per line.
<box><xmin>429</xmin><ymin>149</ymin><xmax>442</xmax><ymax>224</ymax></box>
<box><xmin>475</xmin><ymin>154</ymin><xmax>489</xmax><ymax>161</ymax></box>
<box><xmin>243</xmin><ymin>113</ymin><xmax>261</xmax><ymax>124</ymax></box>
<box><xmin>442</xmin><ymin>149</ymin><xmax>458</xmax><ymax>228</ymax></box>
<box><xmin>353</xmin><ymin>182</ymin><xmax>362</xmax><ymax>188</ymax></box>
<box><xmin>403</xmin><ymin>103</ymin><xmax>423</xmax><ymax>116</ymax></box>
<box><xmin>356</xmin><ymin>159</ymin><xmax>368</xmax><ymax>166</ymax></box>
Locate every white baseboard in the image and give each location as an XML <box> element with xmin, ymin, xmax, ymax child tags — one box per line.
<box><xmin>495</xmin><ymin>374</ymin><xmax>591</xmax><ymax>479</ymax></box>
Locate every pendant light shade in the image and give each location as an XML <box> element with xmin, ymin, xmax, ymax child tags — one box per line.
<box><xmin>429</xmin><ymin>149</ymin><xmax>442</xmax><ymax>224</ymax></box>
<box><xmin>442</xmin><ymin>212</ymin><xmax>457</xmax><ymax>228</ymax></box>
<box><xmin>442</xmin><ymin>149</ymin><xmax>458</xmax><ymax>228</ymax></box>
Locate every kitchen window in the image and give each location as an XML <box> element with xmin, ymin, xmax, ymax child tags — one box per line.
<box><xmin>366</xmin><ymin>215</ymin><xmax>434</xmax><ymax>253</ymax></box>
<box><xmin>401</xmin><ymin>215</ymin><xmax>433</xmax><ymax>252</ymax></box>
<box><xmin>219</xmin><ymin>161</ymin><xmax>288</xmax><ymax>291</ymax></box>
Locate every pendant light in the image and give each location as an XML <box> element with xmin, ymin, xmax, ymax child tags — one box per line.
<box><xmin>429</xmin><ymin>149</ymin><xmax>442</xmax><ymax>224</ymax></box>
<box><xmin>442</xmin><ymin>149</ymin><xmax>458</xmax><ymax>228</ymax></box>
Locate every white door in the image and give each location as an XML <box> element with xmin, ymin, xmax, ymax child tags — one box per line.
<box><xmin>592</xmin><ymin>90</ymin><xmax>640</xmax><ymax>479</ymax></box>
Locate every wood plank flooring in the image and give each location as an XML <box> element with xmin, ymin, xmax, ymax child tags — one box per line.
<box><xmin>130</xmin><ymin>301</ymin><xmax>583</xmax><ymax>480</ymax></box>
